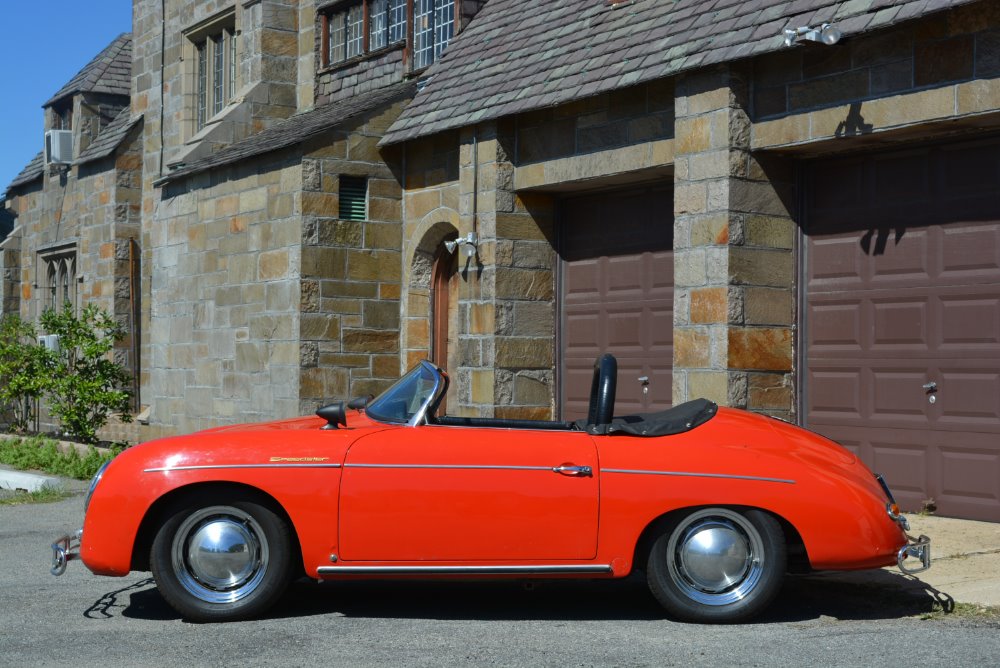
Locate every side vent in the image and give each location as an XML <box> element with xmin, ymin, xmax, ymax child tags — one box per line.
<box><xmin>338</xmin><ymin>175</ymin><xmax>368</xmax><ymax>221</ymax></box>
<box><xmin>45</xmin><ymin>130</ymin><xmax>73</xmax><ymax>165</ymax></box>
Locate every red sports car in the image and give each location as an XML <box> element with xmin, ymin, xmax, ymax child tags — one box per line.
<box><xmin>51</xmin><ymin>355</ymin><xmax>930</xmax><ymax>623</ymax></box>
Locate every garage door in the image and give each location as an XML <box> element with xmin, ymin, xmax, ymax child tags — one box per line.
<box><xmin>804</xmin><ymin>138</ymin><xmax>1000</xmax><ymax>521</ymax></box>
<box><xmin>560</xmin><ymin>186</ymin><xmax>673</xmax><ymax>420</ymax></box>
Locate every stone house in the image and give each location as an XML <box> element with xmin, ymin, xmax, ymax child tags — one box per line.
<box><xmin>2</xmin><ymin>34</ymin><xmax>143</xmax><ymax>429</ymax></box>
<box><xmin>381</xmin><ymin>0</ymin><xmax>1000</xmax><ymax>522</ymax></box>
<box><xmin>4</xmin><ymin>0</ymin><xmax>999</xmax><ymax>522</ymax></box>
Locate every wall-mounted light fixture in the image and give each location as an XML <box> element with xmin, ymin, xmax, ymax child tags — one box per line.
<box><xmin>444</xmin><ymin>232</ymin><xmax>478</xmax><ymax>259</ymax></box>
<box><xmin>782</xmin><ymin>23</ymin><xmax>842</xmax><ymax>48</ymax></box>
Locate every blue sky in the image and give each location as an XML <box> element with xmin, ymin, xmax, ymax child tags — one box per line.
<box><xmin>1</xmin><ymin>1</ymin><xmax>132</xmax><ymax>195</ymax></box>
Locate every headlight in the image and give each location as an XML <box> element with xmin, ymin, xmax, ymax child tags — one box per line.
<box><xmin>84</xmin><ymin>460</ymin><xmax>112</xmax><ymax>513</ymax></box>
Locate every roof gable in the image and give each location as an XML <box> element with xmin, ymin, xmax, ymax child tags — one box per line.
<box><xmin>45</xmin><ymin>33</ymin><xmax>132</xmax><ymax>107</ymax></box>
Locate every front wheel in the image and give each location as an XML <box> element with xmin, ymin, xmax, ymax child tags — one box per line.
<box><xmin>646</xmin><ymin>508</ymin><xmax>786</xmax><ymax>623</ymax></box>
<box><xmin>150</xmin><ymin>493</ymin><xmax>293</xmax><ymax>622</ymax></box>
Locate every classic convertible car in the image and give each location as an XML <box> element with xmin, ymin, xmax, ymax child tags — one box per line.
<box><xmin>51</xmin><ymin>355</ymin><xmax>930</xmax><ymax>623</ymax></box>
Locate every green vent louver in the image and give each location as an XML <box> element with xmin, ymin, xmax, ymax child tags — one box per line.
<box><xmin>339</xmin><ymin>176</ymin><xmax>368</xmax><ymax>221</ymax></box>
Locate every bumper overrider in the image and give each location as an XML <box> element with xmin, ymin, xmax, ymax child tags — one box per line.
<box><xmin>898</xmin><ymin>533</ymin><xmax>932</xmax><ymax>575</ymax></box>
<box><xmin>50</xmin><ymin>529</ymin><xmax>83</xmax><ymax>576</ymax></box>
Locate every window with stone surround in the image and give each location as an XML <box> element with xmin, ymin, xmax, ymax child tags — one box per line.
<box><xmin>39</xmin><ymin>246</ymin><xmax>77</xmax><ymax>311</ymax></box>
<box><xmin>186</xmin><ymin>11</ymin><xmax>237</xmax><ymax>130</ymax></box>
<box><xmin>320</xmin><ymin>0</ymin><xmax>454</xmax><ymax>70</ymax></box>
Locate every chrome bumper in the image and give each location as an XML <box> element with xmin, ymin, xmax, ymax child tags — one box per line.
<box><xmin>50</xmin><ymin>529</ymin><xmax>82</xmax><ymax>576</ymax></box>
<box><xmin>897</xmin><ymin>534</ymin><xmax>931</xmax><ymax>575</ymax></box>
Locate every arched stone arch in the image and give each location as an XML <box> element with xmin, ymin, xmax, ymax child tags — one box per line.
<box><xmin>401</xmin><ymin>207</ymin><xmax>465</xmax><ymax>374</ymax></box>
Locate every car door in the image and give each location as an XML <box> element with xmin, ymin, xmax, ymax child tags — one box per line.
<box><xmin>338</xmin><ymin>425</ymin><xmax>599</xmax><ymax>561</ymax></box>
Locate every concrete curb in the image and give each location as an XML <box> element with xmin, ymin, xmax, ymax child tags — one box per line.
<box><xmin>0</xmin><ymin>468</ymin><xmax>64</xmax><ymax>493</ymax></box>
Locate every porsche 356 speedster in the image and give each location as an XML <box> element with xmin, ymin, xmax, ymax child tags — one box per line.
<box><xmin>51</xmin><ymin>354</ymin><xmax>930</xmax><ymax>623</ymax></box>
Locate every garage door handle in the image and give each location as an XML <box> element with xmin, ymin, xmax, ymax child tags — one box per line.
<box><xmin>552</xmin><ymin>465</ymin><xmax>593</xmax><ymax>477</ymax></box>
<box><xmin>922</xmin><ymin>382</ymin><xmax>937</xmax><ymax>392</ymax></box>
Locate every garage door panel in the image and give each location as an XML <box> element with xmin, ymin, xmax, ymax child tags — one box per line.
<box><xmin>807</xmin><ymin>368</ymin><xmax>863</xmax><ymax>419</ymax></box>
<box><xmin>809</xmin><ymin>237</ymin><xmax>866</xmax><ymax>287</ymax></box>
<box><xmin>606</xmin><ymin>308</ymin><xmax>644</xmax><ymax>351</ymax></box>
<box><xmin>938</xmin><ymin>441</ymin><xmax>1000</xmax><ymax>509</ymax></box>
<box><xmin>808</xmin><ymin>301</ymin><xmax>864</xmax><ymax>352</ymax></box>
<box><xmin>940</xmin><ymin>296</ymin><xmax>1000</xmax><ymax>348</ymax></box>
<box><xmin>937</xmin><ymin>369</ymin><xmax>1000</xmax><ymax>424</ymax></box>
<box><xmin>869</xmin><ymin>228</ymin><xmax>930</xmax><ymax>281</ymax></box>
<box><xmin>870</xmin><ymin>369</ymin><xmax>929</xmax><ymax>420</ymax></box>
<box><xmin>805</xmin><ymin>138</ymin><xmax>1000</xmax><ymax>521</ymax></box>
<box><xmin>871</xmin><ymin>298</ymin><xmax>929</xmax><ymax>349</ymax></box>
<box><xmin>941</xmin><ymin>224</ymin><xmax>1000</xmax><ymax>277</ymax></box>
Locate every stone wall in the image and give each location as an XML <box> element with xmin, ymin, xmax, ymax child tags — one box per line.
<box><xmin>672</xmin><ymin>65</ymin><xmax>796</xmax><ymax>420</ymax></box>
<box><xmin>299</xmin><ymin>100</ymin><xmax>407</xmax><ymax>414</ymax></box>
<box><xmin>516</xmin><ymin>80</ymin><xmax>675</xmax><ymax>164</ymax></box>
<box><xmin>754</xmin><ymin>1</ymin><xmax>1000</xmax><ymax>122</ymax></box>
<box><xmin>151</xmin><ymin>155</ymin><xmax>303</xmax><ymax>434</ymax></box>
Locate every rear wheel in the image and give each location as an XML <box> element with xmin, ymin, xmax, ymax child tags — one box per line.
<box><xmin>646</xmin><ymin>508</ymin><xmax>785</xmax><ymax>623</ymax></box>
<box><xmin>150</xmin><ymin>492</ymin><xmax>292</xmax><ymax>622</ymax></box>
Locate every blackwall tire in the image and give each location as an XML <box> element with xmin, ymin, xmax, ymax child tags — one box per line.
<box><xmin>150</xmin><ymin>493</ymin><xmax>292</xmax><ymax>622</ymax></box>
<box><xmin>646</xmin><ymin>508</ymin><xmax>786</xmax><ymax>623</ymax></box>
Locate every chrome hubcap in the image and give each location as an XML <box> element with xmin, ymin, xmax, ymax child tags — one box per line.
<box><xmin>667</xmin><ymin>509</ymin><xmax>764</xmax><ymax>606</ymax></box>
<box><xmin>172</xmin><ymin>506</ymin><xmax>269</xmax><ymax>604</ymax></box>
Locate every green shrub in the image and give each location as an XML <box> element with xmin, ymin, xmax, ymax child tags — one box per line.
<box><xmin>39</xmin><ymin>303</ymin><xmax>133</xmax><ymax>444</ymax></box>
<box><xmin>0</xmin><ymin>436</ymin><xmax>121</xmax><ymax>480</ymax></box>
<box><xmin>0</xmin><ymin>315</ymin><xmax>48</xmax><ymax>432</ymax></box>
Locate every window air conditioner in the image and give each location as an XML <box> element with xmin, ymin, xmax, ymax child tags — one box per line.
<box><xmin>44</xmin><ymin>130</ymin><xmax>73</xmax><ymax>165</ymax></box>
<box><xmin>37</xmin><ymin>334</ymin><xmax>60</xmax><ymax>353</ymax></box>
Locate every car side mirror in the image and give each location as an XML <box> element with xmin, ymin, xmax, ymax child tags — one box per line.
<box><xmin>316</xmin><ymin>402</ymin><xmax>347</xmax><ymax>430</ymax></box>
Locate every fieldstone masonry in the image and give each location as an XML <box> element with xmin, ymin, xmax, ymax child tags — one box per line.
<box><xmin>673</xmin><ymin>65</ymin><xmax>796</xmax><ymax>419</ymax></box>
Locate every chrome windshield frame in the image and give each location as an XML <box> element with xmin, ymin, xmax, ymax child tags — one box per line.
<box><xmin>365</xmin><ymin>360</ymin><xmax>446</xmax><ymax>427</ymax></box>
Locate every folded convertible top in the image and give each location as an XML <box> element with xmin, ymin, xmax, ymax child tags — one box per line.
<box><xmin>582</xmin><ymin>399</ymin><xmax>718</xmax><ymax>437</ymax></box>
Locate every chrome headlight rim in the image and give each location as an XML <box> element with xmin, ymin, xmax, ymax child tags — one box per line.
<box><xmin>84</xmin><ymin>460</ymin><xmax>112</xmax><ymax>513</ymax></box>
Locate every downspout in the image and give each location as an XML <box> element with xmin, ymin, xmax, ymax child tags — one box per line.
<box><xmin>159</xmin><ymin>0</ymin><xmax>167</xmax><ymax>176</ymax></box>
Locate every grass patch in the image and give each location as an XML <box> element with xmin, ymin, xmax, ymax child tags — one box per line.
<box><xmin>0</xmin><ymin>435</ymin><xmax>119</xmax><ymax>480</ymax></box>
<box><xmin>919</xmin><ymin>601</ymin><xmax>1000</xmax><ymax>623</ymax></box>
<box><xmin>0</xmin><ymin>486</ymin><xmax>72</xmax><ymax>506</ymax></box>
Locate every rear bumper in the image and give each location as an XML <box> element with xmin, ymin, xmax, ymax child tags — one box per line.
<box><xmin>898</xmin><ymin>534</ymin><xmax>931</xmax><ymax>574</ymax></box>
<box><xmin>50</xmin><ymin>529</ymin><xmax>82</xmax><ymax>576</ymax></box>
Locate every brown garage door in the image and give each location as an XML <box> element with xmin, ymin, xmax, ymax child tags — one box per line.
<box><xmin>804</xmin><ymin>138</ymin><xmax>1000</xmax><ymax>521</ymax></box>
<box><xmin>560</xmin><ymin>186</ymin><xmax>673</xmax><ymax>420</ymax></box>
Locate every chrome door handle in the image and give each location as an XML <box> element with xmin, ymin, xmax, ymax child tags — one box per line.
<box><xmin>552</xmin><ymin>465</ymin><xmax>593</xmax><ymax>477</ymax></box>
<box><xmin>922</xmin><ymin>382</ymin><xmax>937</xmax><ymax>392</ymax></box>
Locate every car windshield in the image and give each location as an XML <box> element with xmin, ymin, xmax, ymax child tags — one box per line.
<box><xmin>365</xmin><ymin>361</ymin><xmax>442</xmax><ymax>425</ymax></box>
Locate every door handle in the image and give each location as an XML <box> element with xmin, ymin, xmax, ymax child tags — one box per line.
<box><xmin>922</xmin><ymin>381</ymin><xmax>937</xmax><ymax>392</ymax></box>
<box><xmin>552</xmin><ymin>465</ymin><xmax>593</xmax><ymax>477</ymax></box>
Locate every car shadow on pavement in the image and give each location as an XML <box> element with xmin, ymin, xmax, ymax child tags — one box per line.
<box><xmin>98</xmin><ymin>568</ymin><xmax>953</xmax><ymax>625</ymax></box>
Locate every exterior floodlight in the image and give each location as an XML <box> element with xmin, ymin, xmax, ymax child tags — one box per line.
<box><xmin>783</xmin><ymin>23</ymin><xmax>841</xmax><ymax>48</ymax></box>
<box><xmin>444</xmin><ymin>232</ymin><xmax>478</xmax><ymax>258</ymax></box>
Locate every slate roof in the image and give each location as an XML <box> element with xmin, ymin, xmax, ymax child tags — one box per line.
<box><xmin>45</xmin><ymin>33</ymin><xmax>132</xmax><ymax>107</ymax></box>
<box><xmin>77</xmin><ymin>108</ymin><xmax>142</xmax><ymax>166</ymax></box>
<box><xmin>383</xmin><ymin>0</ymin><xmax>979</xmax><ymax>144</ymax></box>
<box><xmin>5</xmin><ymin>151</ymin><xmax>45</xmax><ymax>193</ymax></box>
<box><xmin>157</xmin><ymin>80</ymin><xmax>418</xmax><ymax>185</ymax></box>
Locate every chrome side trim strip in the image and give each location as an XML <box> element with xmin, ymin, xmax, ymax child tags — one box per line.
<box><xmin>317</xmin><ymin>564</ymin><xmax>614</xmax><ymax>575</ymax></box>
<box><xmin>603</xmin><ymin>469</ymin><xmax>795</xmax><ymax>485</ymax></box>
<box><xmin>144</xmin><ymin>463</ymin><xmax>343</xmax><ymax>473</ymax></box>
<box><xmin>345</xmin><ymin>463</ymin><xmax>553</xmax><ymax>472</ymax></box>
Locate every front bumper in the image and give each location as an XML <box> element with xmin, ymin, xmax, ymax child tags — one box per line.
<box><xmin>50</xmin><ymin>529</ymin><xmax>82</xmax><ymax>576</ymax></box>
<box><xmin>897</xmin><ymin>533</ymin><xmax>931</xmax><ymax>574</ymax></box>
